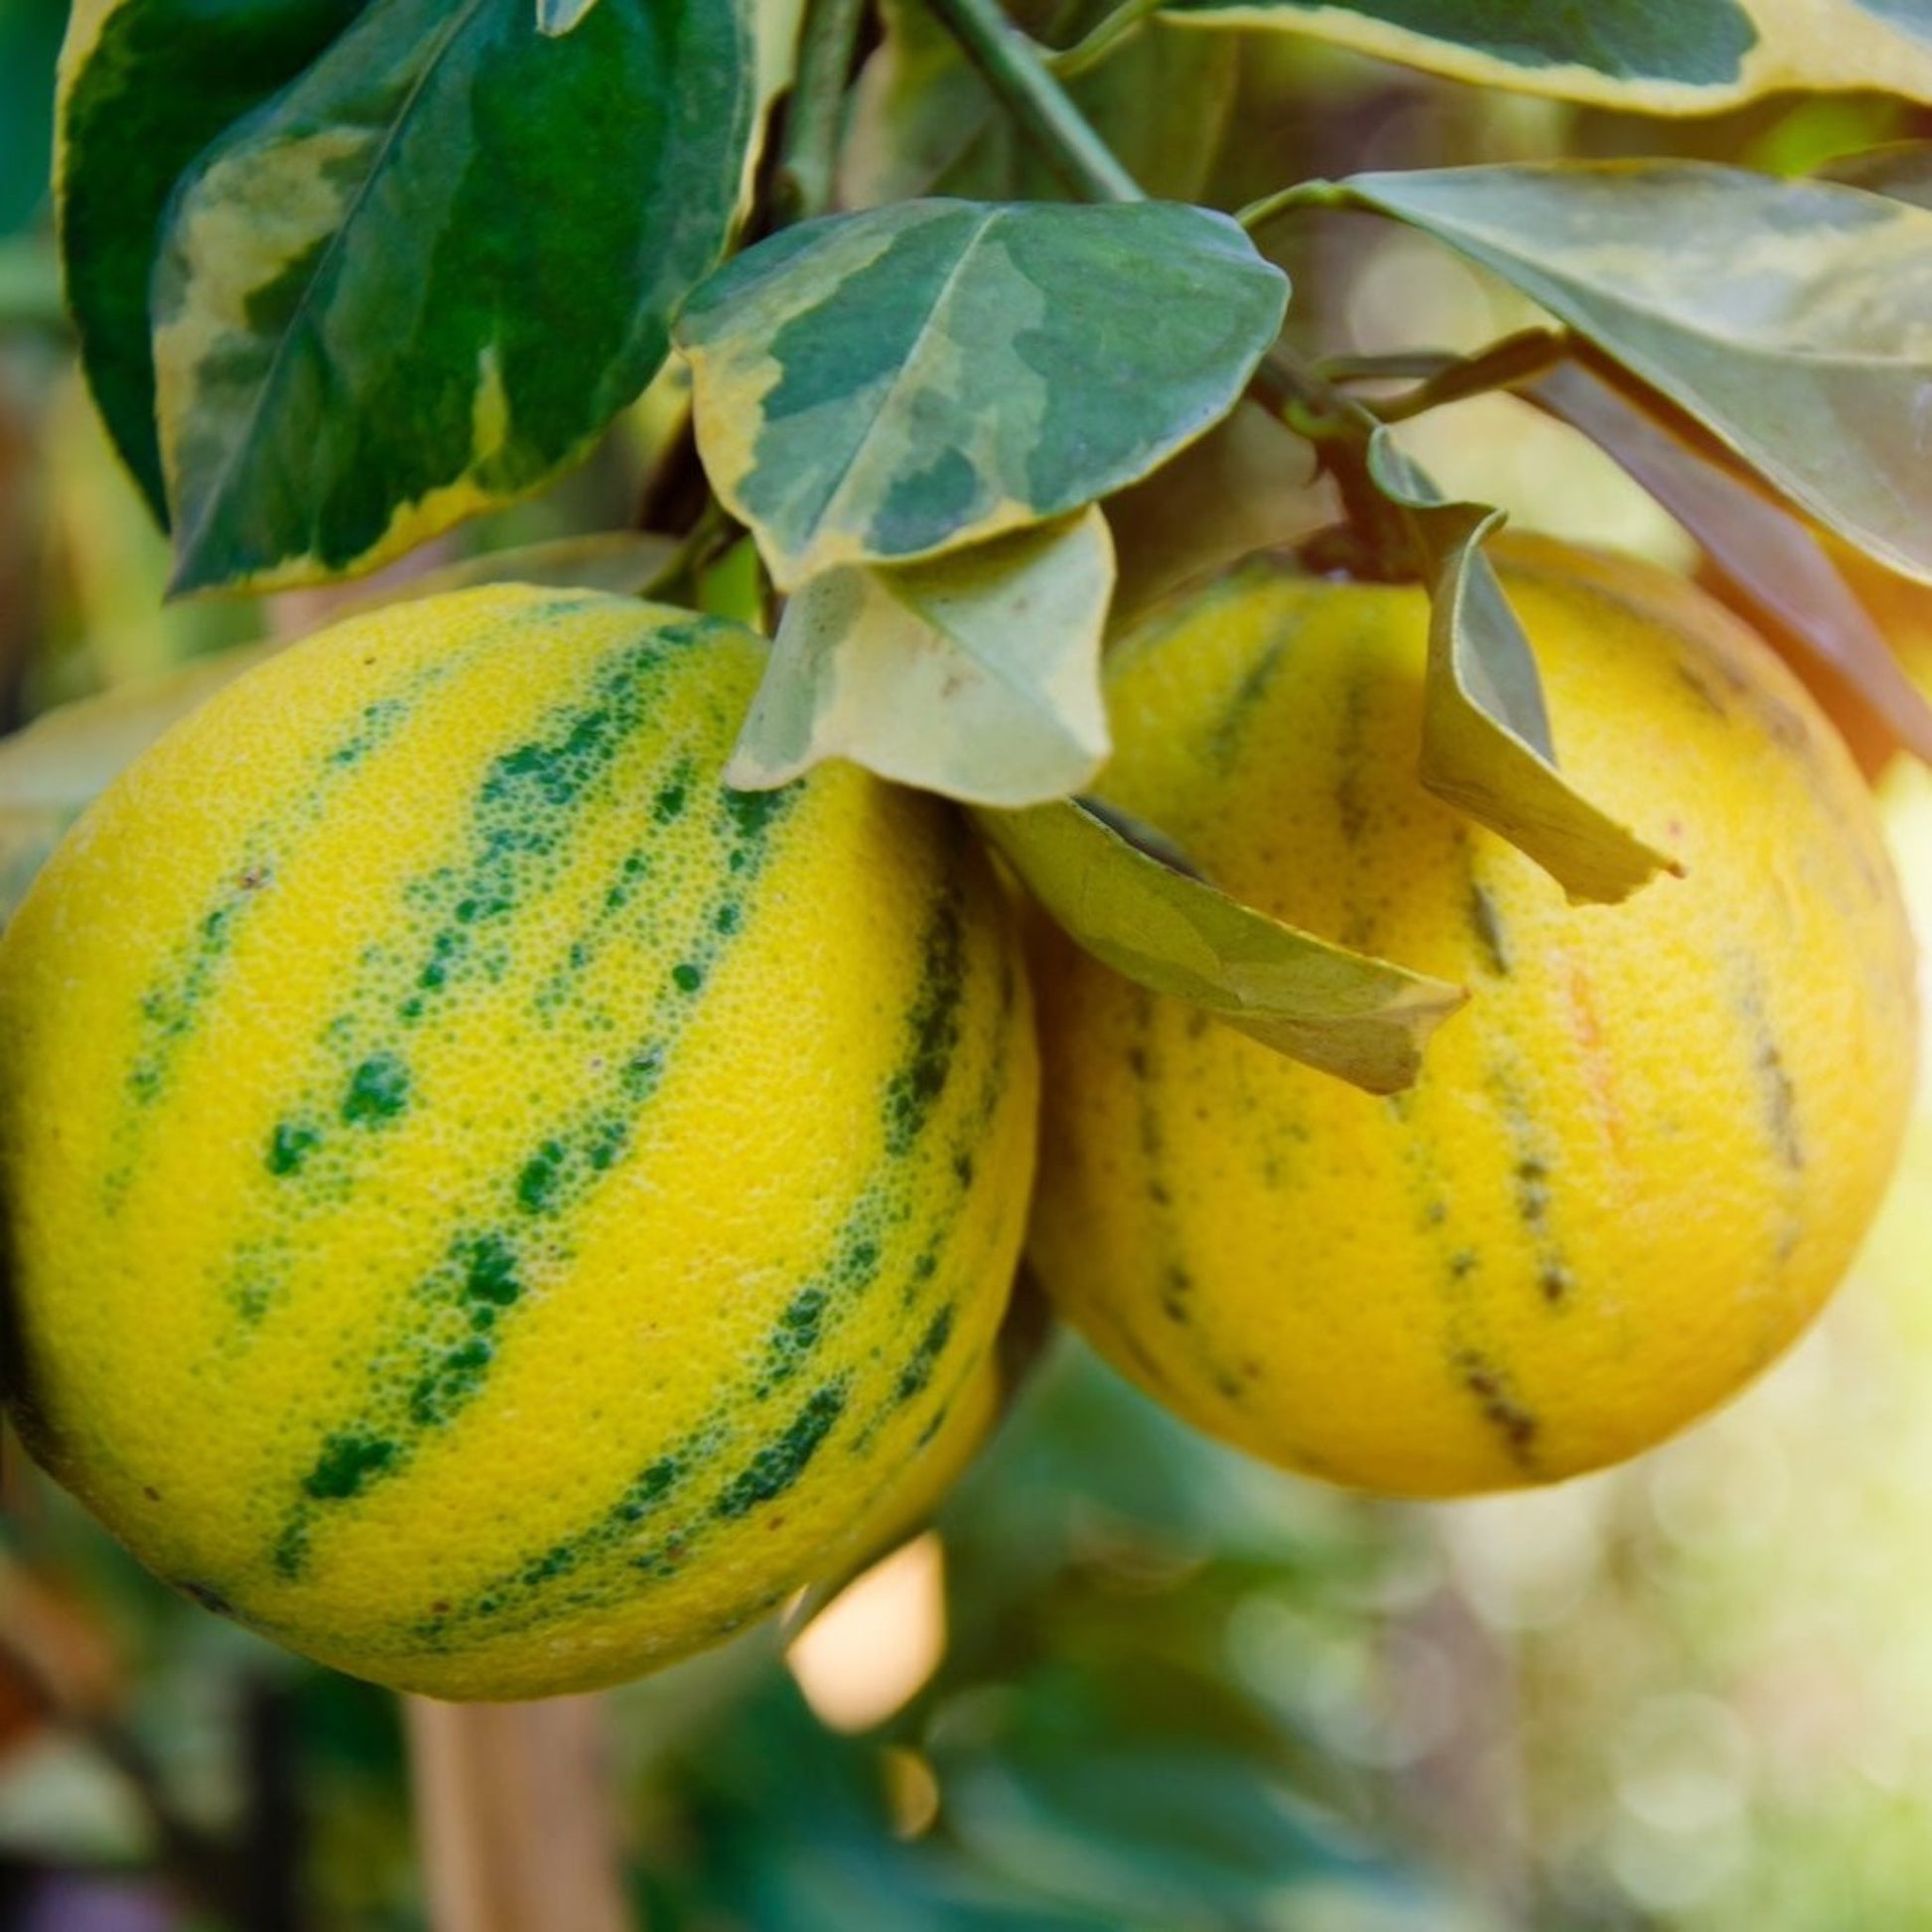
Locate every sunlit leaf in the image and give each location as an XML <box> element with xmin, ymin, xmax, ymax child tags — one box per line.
<box><xmin>1527</xmin><ymin>362</ymin><xmax>1932</xmax><ymax>767</ymax></box>
<box><xmin>1155</xmin><ymin>0</ymin><xmax>1932</xmax><ymax>114</ymax></box>
<box><xmin>674</xmin><ymin>200</ymin><xmax>1288</xmax><ymax>590</ymax></box>
<box><xmin>1330</xmin><ymin>161</ymin><xmax>1932</xmax><ymax>587</ymax></box>
<box><xmin>732</xmin><ymin>509</ymin><xmax>1114</xmax><ymax>807</ymax></box>
<box><xmin>1368</xmin><ymin>432</ymin><xmax>1678</xmax><ymax>904</ymax></box>
<box><xmin>974</xmin><ymin>796</ymin><xmax>1464</xmax><ymax>1093</ymax></box>
<box><xmin>153</xmin><ymin>0</ymin><xmax>753</xmax><ymax>594</ymax></box>
<box><xmin>56</xmin><ymin>0</ymin><xmax>367</xmax><ymax>520</ymax></box>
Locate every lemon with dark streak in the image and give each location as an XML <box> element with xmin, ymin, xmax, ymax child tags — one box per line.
<box><xmin>1029</xmin><ymin>538</ymin><xmax>1918</xmax><ymax>1496</ymax></box>
<box><xmin>0</xmin><ymin>585</ymin><xmax>1037</xmax><ymax>1698</ymax></box>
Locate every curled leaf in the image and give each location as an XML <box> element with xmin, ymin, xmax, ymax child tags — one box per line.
<box><xmin>731</xmin><ymin>508</ymin><xmax>1114</xmax><ymax>807</ymax></box>
<box><xmin>974</xmin><ymin>795</ymin><xmax>1465</xmax><ymax>1093</ymax></box>
<box><xmin>1368</xmin><ymin>431</ymin><xmax>1679</xmax><ymax>904</ymax></box>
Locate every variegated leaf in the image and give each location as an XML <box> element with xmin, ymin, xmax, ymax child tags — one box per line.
<box><xmin>673</xmin><ymin>200</ymin><xmax>1288</xmax><ymax>590</ymax></box>
<box><xmin>56</xmin><ymin>0</ymin><xmax>368</xmax><ymax>521</ymax></box>
<box><xmin>154</xmin><ymin>0</ymin><xmax>752</xmax><ymax>595</ymax></box>
<box><xmin>1368</xmin><ymin>432</ymin><xmax>1677</xmax><ymax>904</ymax></box>
<box><xmin>730</xmin><ymin>508</ymin><xmax>1114</xmax><ymax>807</ymax></box>
<box><xmin>1157</xmin><ymin>0</ymin><xmax>1932</xmax><ymax>114</ymax></box>
<box><xmin>974</xmin><ymin>797</ymin><xmax>1466</xmax><ymax>1093</ymax></box>
<box><xmin>1332</xmin><ymin>162</ymin><xmax>1932</xmax><ymax>587</ymax></box>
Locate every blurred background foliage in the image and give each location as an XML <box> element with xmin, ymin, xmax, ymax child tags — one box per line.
<box><xmin>4</xmin><ymin>3</ymin><xmax>1932</xmax><ymax>1927</ymax></box>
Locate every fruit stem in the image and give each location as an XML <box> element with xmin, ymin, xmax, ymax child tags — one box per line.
<box><xmin>772</xmin><ymin>0</ymin><xmax>873</xmax><ymax>226</ymax></box>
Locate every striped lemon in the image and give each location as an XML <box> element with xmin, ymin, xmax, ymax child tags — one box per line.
<box><xmin>1030</xmin><ymin>537</ymin><xmax>1917</xmax><ymax>1497</ymax></box>
<box><xmin>0</xmin><ymin>585</ymin><xmax>1037</xmax><ymax>1699</ymax></box>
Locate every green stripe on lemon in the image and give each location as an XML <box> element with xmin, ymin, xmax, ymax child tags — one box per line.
<box><xmin>0</xmin><ymin>584</ymin><xmax>1037</xmax><ymax>1700</ymax></box>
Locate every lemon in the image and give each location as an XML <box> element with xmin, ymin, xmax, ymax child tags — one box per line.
<box><xmin>1029</xmin><ymin>537</ymin><xmax>1918</xmax><ymax>1496</ymax></box>
<box><xmin>0</xmin><ymin>585</ymin><xmax>1037</xmax><ymax>1698</ymax></box>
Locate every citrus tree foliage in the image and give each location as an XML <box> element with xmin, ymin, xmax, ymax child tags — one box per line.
<box><xmin>35</xmin><ymin>0</ymin><xmax>1932</xmax><ymax>1089</ymax></box>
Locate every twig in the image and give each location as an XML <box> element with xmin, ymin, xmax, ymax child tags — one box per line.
<box><xmin>771</xmin><ymin>0</ymin><xmax>872</xmax><ymax>226</ymax></box>
<box><xmin>406</xmin><ymin>1696</ymin><xmax>634</xmax><ymax>1932</ymax></box>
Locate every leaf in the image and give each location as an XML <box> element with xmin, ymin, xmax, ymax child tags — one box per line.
<box><xmin>1329</xmin><ymin>161</ymin><xmax>1932</xmax><ymax>587</ymax></box>
<box><xmin>536</xmin><ymin>0</ymin><xmax>603</xmax><ymax>30</ymax></box>
<box><xmin>320</xmin><ymin>529</ymin><xmax>685</xmax><ymax>623</ymax></box>
<box><xmin>1101</xmin><ymin>402</ymin><xmax>1320</xmax><ymax>630</ymax></box>
<box><xmin>55</xmin><ymin>0</ymin><xmax>369</xmax><ymax>521</ymax></box>
<box><xmin>674</xmin><ymin>200</ymin><xmax>1289</xmax><ymax>590</ymax></box>
<box><xmin>731</xmin><ymin>509</ymin><xmax>1114</xmax><ymax>807</ymax></box>
<box><xmin>1527</xmin><ymin>361</ymin><xmax>1932</xmax><ymax>766</ymax></box>
<box><xmin>1367</xmin><ymin>432</ymin><xmax>1678</xmax><ymax>904</ymax></box>
<box><xmin>152</xmin><ymin>0</ymin><xmax>753</xmax><ymax>595</ymax></box>
<box><xmin>973</xmin><ymin>796</ymin><xmax>1464</xmax><ymax>1093</ymax></box>
<box><xmin>1154</xmin><ymin>0</ymin><xmax>1932</xmax><ymax>115</ymax></box>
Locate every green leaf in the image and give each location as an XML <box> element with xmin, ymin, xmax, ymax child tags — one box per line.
<box><xmin>1367</xmin><ymin>432</ymin><xmax>1679</xmax><ymax>905</ymax></box>
<box><xmin>152</xmin><ymin>0</ymin><xmax>753</xmax><ymax>594</ymax></box>
<box><xmin>973</xmin><ymin>796</ymin><xmax>1464</xmax><ymax>1093</ymax></box>
<box><xmin>56</xmin><ymin>0</ymin><xmax>368</xmax><ymax>522</ymax></box>
<box><xmin>731</xmin><ymin>509</ymin><xmax>1113</xmax><ymax>807</ymax></box>
<box><xmin>536</xmin><ymin>0</ymin><xmax>603</xmax><ymax>30</ymax></box>
<box><xmin>1330</xmin><ymin>161</ymin><xmax>1932</xmax><ymax>587</ymax></box>
<box><xmin>1153</xmin><ymin>0</ymin><xmax>1932</xmax><ymax>113</ymax></box>
<box><xmin>674</xmin><ymin>200</ymin><xmax>1288</xmax><ymax>590</ymax></box>
<box><xmin>1527</xmin><ymin>362</ymin><xmax>1932</xmax><ymax>766</ymax></box>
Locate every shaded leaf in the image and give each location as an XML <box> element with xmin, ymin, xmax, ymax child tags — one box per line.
<box><xmin>731</xmin><ymin>509</ymin><xmax>1113</xmax><ymax>807</ymax></box>
<box><xmin>1155</xmin><ymin>0</ymin><xmax>1932</xmax><ymax>114</ymax></box>
<box><xmin>1102</xmin><ymin>402</ymin><xmax>1320</xmax><ymax>630</ymax></box>
<box><xmin>55</xmin><ymin>0</ymin><xmax>368</xmax><ymax>520</ymax></box>
<box><xmin>1367</xmin><ymin>432</ymin><xmax>1678</xmax><ymax>904</ymax></box>
<box><xmin>153</xmin><ymin>0</ymin><xmax>753</xmax><ymax>594</ymax></box>
<box><xmin>1367</xmin><ymin>434</ymin><xmax>1684</xmax><ymax>899</ymax></box>
<box><xmin>366</xmin><ymin>529</ymin><xmax>683</xmax><ymax>606</ymax></box>
<box><xmin>674</xmin><ymin>200</ymin><xmax>1288</xmax><ymax>589</ymax></box>
<box><xmin>974</xmin><ymin>795</ymin><xmax>1464</xmax><ymax>1093</ymax></box>
<box><xmin>1527</xmin><ymin>361</ymin><xmax>1932</xmax><ymax>767</ymax></box>
<box><xmin>1332</xmin><ymin>161</ymin><xmax>1932</xmax><ymax>586</ymax></box>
